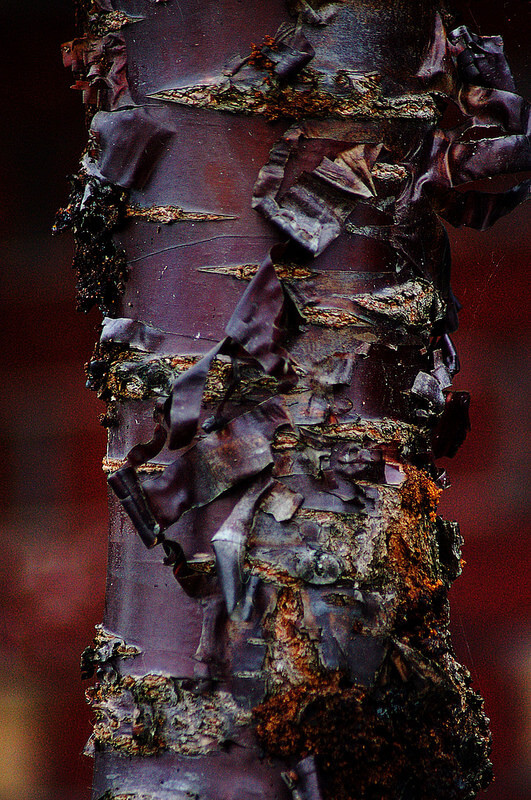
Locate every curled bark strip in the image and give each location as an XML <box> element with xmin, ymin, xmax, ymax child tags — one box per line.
<box><xmin>105</xmin><ymin>244</ymin><xmax>294</xmax><ymax>492</ymax></box>
<box><xmin>457</xmin><ymin>84</ymin><xmax>530</xmax><ymax>134</ymax></box>
<box><xmin>161</xmin><ymin>539</ymin><xmax>214</xmax><ymax>599</ymax></box>
<box><xmin>252</xmin><ymin>127</ymin><xmax>382</xmax><ymax>256</ymax></box>
<box><xmin>87</xmin><ymin>108</ymin><xmax>174</xmax><ymax>189</ymax></box>
<box><xmin>61</xmin><ymin>30</ymin><xmax>133</xmax><ymax>110</ymax></box>
<box><xmin>249</xmin><ymin>23</ymin><xmax>316</xmax><ymax>80</ymax></box>
<box><xmin>164</xmin><ymin>245</ymin><xmax>295</xmax><ymax>452</ymax></box>
<box><xmin>126</xmin><ymin>424</ymin><xmax>168</xmax><ymax>469</ymax></box>
<box><xmin>395</xmin><ymin>24</ymin><xmax>531</xmax><ymax>263</ymax></box>
<box><xmin>224</xmin><ymin>244</ymin><xmax>294</xmax><ymax>380</ymax></box>
<box><xmin>164</xmin><ymin>340</ymin><xmax>227</xmax><ymax>452</ymax></box>
<box><xmin>212</xmin><ymin>472</ymin><xmax>275</xmax><ymax>615</ymax></box>
<box><xmin>449</xmin><ymin>25</ymin><xmax>516</xmax><ymax>92</ymax></box>
<box><xmin>416</xmin><ymin>12</ymin><xmax>456</xmax><ymax>93</ymax></box>
<box><xmin>107</xmin><ymin>465</ymin><xmax>161</xmax><ymax>548</ymax></box>
<box><xmin>100</xmin><ymin>317</ymin><xmax>187</xmax><ymax>356</ymax></box>
<box><xmin>436</xmin><ymin>180</ymin><xmax>531</xmax><ymax>231</ymax></box>
<box><xmin>110</xmin><ymin>397</ymin><xmax>292</xmax><ymax>536</ymax></box>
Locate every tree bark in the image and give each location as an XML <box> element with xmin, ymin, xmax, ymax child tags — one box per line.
<box><xmin>57</xmin><ymin>1</ymin><xmax>530</xmax><ymax>798</ymax></box>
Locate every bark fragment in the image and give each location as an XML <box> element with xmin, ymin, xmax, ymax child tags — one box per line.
<box><xmin>53</xmin><ymin>172</ymin><xmax>128</xmax><ymax>313</ymax></box>
<box><xmin>86</xmin><ymin>673</ymin><xmax>251</xmax><ymax>757</ymax></box>
<box><xmin>81</xmin><ymin>624</ymin><xmax>142</xmax><ymax>680</ymax></box>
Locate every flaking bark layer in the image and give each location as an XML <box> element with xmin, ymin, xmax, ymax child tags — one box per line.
<box><xmin>59</xmin><ymin>1</ymin><xmax>531</xmax><ymax>798</ymax></box>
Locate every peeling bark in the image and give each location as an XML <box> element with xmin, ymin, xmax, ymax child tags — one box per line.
<box><xmin>59</xmin><ymin>1</ymin><xmax>530</xmax><ymax>799</ymax></box>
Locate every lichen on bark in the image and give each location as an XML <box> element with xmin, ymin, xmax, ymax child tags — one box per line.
<box><xmin>59</xmin><ymin>1</ymin><xmax>531</xmax><ymax>798</ymax></box>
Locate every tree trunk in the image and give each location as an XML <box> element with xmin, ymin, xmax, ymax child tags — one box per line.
<box><xmin>57</xmin><ymin>1</ymin><xmax>530</xmax><ymax>798</ymax></box>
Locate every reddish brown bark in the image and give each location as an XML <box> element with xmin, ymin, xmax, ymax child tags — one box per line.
<box><xmin>58</xmin><ymin>2</ymin><xmax>530</xmax><ymax>798</ymax></box>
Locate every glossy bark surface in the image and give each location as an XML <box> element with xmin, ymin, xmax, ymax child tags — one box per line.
<box><xmin>58</xmin><ymin>2</ymin><xmax>530</xmax><ymax>798</ymax></box>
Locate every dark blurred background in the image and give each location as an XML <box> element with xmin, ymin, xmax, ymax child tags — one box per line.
<box><xmin>0</xmin><ymin>2</ymin><xmax>528</xmax><ymax>799</ymax></box>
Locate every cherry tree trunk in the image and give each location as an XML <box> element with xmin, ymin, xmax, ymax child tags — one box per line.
<box><xmin>57</xmin><ymin>1</ymin><xmax>530</xmax><ymax>798</ymax></box>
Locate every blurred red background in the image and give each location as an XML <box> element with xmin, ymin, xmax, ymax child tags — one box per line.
<box><xmin>0</xmin><ymin>2</ymin><xmax>528</xmax><ymax>799</ymax></box>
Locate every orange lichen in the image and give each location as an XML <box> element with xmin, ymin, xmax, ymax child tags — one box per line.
<box><xmin>248</xmin><ymin>36</ymin><xmax>277</xmax><ymax>74</ymax></box>
<box><xmin>384</xmin><ymin>466</ymin><xmax>442</xmax><ymax>599</ymax></box>
<box><xmin>255</xmin><ymin>661</ymin><xmax>492</xmax><ymax>800</ymax></box>
<box><xmin>401</xmin><ymin>465</ymin><xmax>442</xmax><ymax>522</ymax></box>
<box><xmin>263</xmin><ymin>589</ymin><xmax>322</xmax><ymax>691</ymax></box>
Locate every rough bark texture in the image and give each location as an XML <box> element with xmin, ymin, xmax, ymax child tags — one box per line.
<box><xmin>57</xmin><ymin>1</ymin><xmax>530</xmax><ymax>799</ymax></box>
